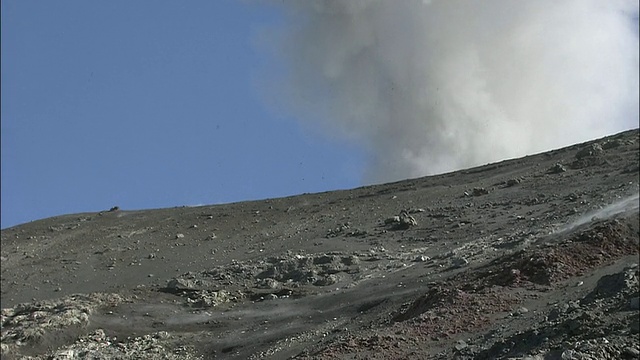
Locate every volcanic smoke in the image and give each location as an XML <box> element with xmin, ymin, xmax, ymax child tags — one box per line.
<box><xmin>259</xmin><ymin>0</ymin><xmax>639</xmax><ymax>183</ymax></box>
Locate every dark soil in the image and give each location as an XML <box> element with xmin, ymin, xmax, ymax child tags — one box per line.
<box><xmin>2</xmin><ymin>129</ymin><xmax>639</xmax><ymax>359</ymax></box>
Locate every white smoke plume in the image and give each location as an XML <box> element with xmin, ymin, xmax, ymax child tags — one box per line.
<box><xmin>259</xmin><ymin>0</ymin><xmax>639</xmax><ymax>184</ymax></box>
<box><xmin>568</xmin><ymin>192</ymin><xmax>640</xmax><ymax>230</ymax></box>
<box><xmin>551</xmin><ymin>192</ymin><xmax>640</xmax><ymax>235</ymax></box>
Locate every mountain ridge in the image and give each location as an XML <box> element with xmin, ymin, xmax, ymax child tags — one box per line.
<box><xmin>2</xmin><ymin>128</ymin><xmax>638</xmax><ymax>359</ymax></box>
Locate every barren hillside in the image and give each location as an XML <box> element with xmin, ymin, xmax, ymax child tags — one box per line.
<box><xmin>2</xmin><ymin>129</ymin><xmax>639</xmax><ymax>359</ymax></box>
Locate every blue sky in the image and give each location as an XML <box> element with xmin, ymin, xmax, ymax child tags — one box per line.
<box><xmin>3</xmin><ymin>1</ymin><xmax>638</xmax><ymax>229</ymax></box>
<box><xmin>1</xmin><ymin>1</ymin><xmax>365</xmax><ymax>229</ymax></box>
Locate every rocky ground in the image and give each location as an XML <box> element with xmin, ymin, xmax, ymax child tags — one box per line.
<box><xmin>1</xmin><ymin>129</ymin><xmax>639</xmax><ymax>359</ymax></box>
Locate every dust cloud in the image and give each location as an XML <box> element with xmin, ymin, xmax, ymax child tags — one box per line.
<box><xmin>259</xmin><ymin>0</ymin><xmax>639</xmax><ymax>183</ymax></box>
<box><xmin>568</xmin><ymin>192</ymin><xmax>640</xmax><ymax>231</ymax></box>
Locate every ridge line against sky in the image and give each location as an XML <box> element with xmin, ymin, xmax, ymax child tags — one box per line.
<box><xmin>1</xmin><ymin>1</ymin><xmax>365</xmax><ymax>229</ymax></box>
<box><xmin>2</xmin><ymin>0</ymin><xmax>638</xmax><ymax>229</ymax></box>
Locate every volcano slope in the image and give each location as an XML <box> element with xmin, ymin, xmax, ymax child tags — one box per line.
<box><xmin>1</xmin><ymin>129</ymin><xmax>639</xmax><ymax>359</ymax></box>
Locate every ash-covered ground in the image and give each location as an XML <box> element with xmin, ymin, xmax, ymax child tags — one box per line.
<box><xmin>1</xmin><ymin>129</ymin><xmax>639</xmax><ymax>359</ymax></box>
